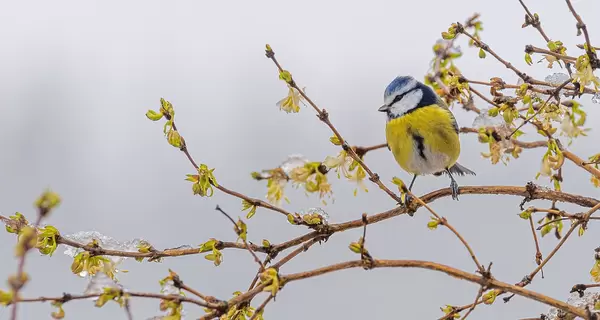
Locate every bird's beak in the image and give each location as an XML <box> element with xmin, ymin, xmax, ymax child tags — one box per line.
<box><xmin>378</xmin><ymin>104</ymin><xmax>389</xmax><ymax>112</ymax></box>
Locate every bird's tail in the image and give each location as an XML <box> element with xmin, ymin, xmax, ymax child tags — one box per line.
<box><xmin>447</xmin><ymin>162</ymin><xmax>476</xmax><ymax>176</ymax></box>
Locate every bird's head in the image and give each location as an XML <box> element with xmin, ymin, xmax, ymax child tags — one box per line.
<box><xmin>378</xmin><ymin>75</ymin><xmax>438</xmax><ymax>119</ymax></box>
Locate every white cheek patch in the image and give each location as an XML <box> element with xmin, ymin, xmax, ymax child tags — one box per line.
<box><xmin>389</xmin><ymin>89</ymin><xmax>423</xmax><ymax>118</ymax></box>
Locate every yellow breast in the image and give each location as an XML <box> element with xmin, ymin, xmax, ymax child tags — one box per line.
<box><xmin>385</xmin><ymin>105</ymin><xmax>461</xmax><ymax>175</ymax></box>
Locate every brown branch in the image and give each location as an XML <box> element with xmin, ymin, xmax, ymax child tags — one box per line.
<box><xmin>460</xmin><ymin>285</ymin><xmax>485</xmax><ymax>320</ymax></box>
<box><xmin>469</xmin><ymin>86</ymin><xmax>499</xmax><ymax>108</ymax></box>
<box><xmin>458</xmin><ymin>27</ymin><xmax>596</xmax><ymax>94</ymax></box>
<box><xmin>11</xmin><ymin>214</ymin><xmax>44</xmax><ymax>320</ymax></box>
<box><xmin>526</xmin><ymin>45</ymin><xmax>577</xmax><ymax>62</ymax></box>
<box><xmin>248</xmin><ymin>294</ymin><xmax>274</xmax><ymax>320</ymax></box>
<box><xmin>170</xmin><ymin>121</ymin><xmax>293</xmax><ymax>218</ymax></box>
<box><xmin>266</xmin><ymin>48</ymin><xmax>404</xmax><ymax>205</ymax></box>
<box><xmin>464</xmin><ymin>77</ymin><xmax>595</xmax><ymax>96</ymax></box>
<box><xmin>179</xmin><ymin>283</ymin><xmax>208</xmax><ymax>302</ymax></box>
<box><xmin>271</xmin><ymin>236</ymin><xmax>325</xmax><ymax>270</ymax></box>
<box><xmin>518</xmin><ymin>0</ymin><xmax>551</xmax><ymax>42</ymax></box>
<box><xmin>565</xmin><ymin>0</ymin><xmax>599</xmax><ymax>68</ymax></box>
<box><xmin>56</xmin><ymin>234</ymin><xmax>268</xmax><ymax>258</ymax></box>
<box><xmin>281</xmin><ymin>259</ymin><xmax>588</xmax><ymax>318</ymax></box>
<box><xmin>408</xmin><ymin>191</ymin><xmax>485</xmax><ymax>273</ymax></box>
<box><xmin>215</xmin><ymin>205</ymin><xmax>265</xmax><ymax>271</ymax></box>
<box><xmin>354</xmin><ymin>143</ymin><xmax>388</xmax><ymax>157</ymax></box>
<box><xmin>561</xmin><ymin>149</ymin><xmax>600</xmax><ymax>180</ymax></box>
<box><xmin>528</xmin><ymin>216</ymin><xmax>543</xmax><ymax>275</ymax></box>
<box><xmin>528</xmin><ymin>221</ymin><xmax>579</xmax><ymax>282</ymax></box>
<box><xmin>508</xmin><ymin>79</ymin><xmax>571</xmax><ymax>138</ymax></box>
<box><xmin>17</xmin><ymin>291</ymin><xmax>217</xmax><ymax>309</ymax></box>
<box><xmin>460</xmin><ymin>127</ymin><xmax>547</xmax><ymax>149</ymax></box>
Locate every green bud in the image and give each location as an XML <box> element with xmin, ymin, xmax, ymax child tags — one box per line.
<box><xmin>478</xmin><ymin>48</ymin><xmax>486</xmax><ymax>59</ymax></box>
<box><xmin>145</xmin><ymin>110</ymin><xmax>163</xmax><ymax>121</ymax></box>
<box><xmin>279</xmin><ymin>70</ymin><xmax>293</xmax><ymax>83</ymax></box>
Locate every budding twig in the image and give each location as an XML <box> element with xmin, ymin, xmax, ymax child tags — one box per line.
<box><xmin>266</xmin><ymin>48</ymin><xmax>404</xmax><ymax>205</ymax></box>
<box><xmin>215</xmin><ymin>205</ymin><xmax>265</xmax><ymax>271</ymax></box>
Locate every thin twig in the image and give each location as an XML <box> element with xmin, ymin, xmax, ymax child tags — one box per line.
<box><xmin>17</xmin><ymin>291</ymin><xmax>216</xmax><ymax>309</ymax></box>
<box><xmin>407</xmin><ymin>190</ymin><xmax>485</xmax><ymax>274</ymax></box>
<box><xmin>281</xmin><ymin>259</ymin><xmax>587</xmax><ymax>318</ymax></box>
<box><xmin>248</xmin><ymin>294</ymin><xmax>274</xmax><ymax>320</ymax></box>
<box><xmin>565</xmin><ymin>0</ymin><xmax>598</xmax><ymax>68</ymax></box>
<box><xmin>266</xmin><ymin>48</ymin><xmax>404</xmax><ymax>205</ymax></box>
<box><xmin>528</xmin><ymin>216</ymin><xmax>543</xmax><ymax>277</ymax></box>
<box><xmin>215</xmin><ymin>205</ymin><xmax>265</xmax><ymax>271</ymax></box>
<box><xmin>508</xmin><ymin>79</ymin><xmax>571</xmax><ymax>138</ymax></box>
<box><xmin>518</xmin><ymin>0</ymin><xmax>551</xmax><ymax>42</ymax></box>
<box><xmin>10</xmin><ymin>214</ymin><xmax>44</xmax><ymax>320</ymax></box>
<box><xmin>460</xmin><ymin>285</ymin><xmax>485</xmax><ymax>319</ymax></box>
<box><xmin>170</xmin><ymin>121</ymin><xmax>293</xmax><ymax>218</ymax></box>
<box><xmin>526</xmin><ymin>45</ymin><xmax>577</xmax><ymax>62</ymax></box>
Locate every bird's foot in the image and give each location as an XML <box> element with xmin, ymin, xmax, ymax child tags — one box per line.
<box><xmin>403</xmin><ymin>193</ymin><xmax>413</xmax><ymax>206</ymax></box>
<box><xmin>450</xmin><ymin>180</ymin><xmax>460</xmax><ymax>201</ymax></box>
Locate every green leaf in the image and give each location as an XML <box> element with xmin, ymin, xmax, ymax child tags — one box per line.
<box><xmin>525</xmin><ymin>53</ymin><xmax>533</xmax><ymax>66</ymax></box>
<box><xmin>579</xmin><ymin>225</ymin><xmax>585</xmax><ymax>237</ymax></box>
<box><xmin>478</xmin><ymin>48</ymin><xmax>486</xmax><ymax>59</ymax></box>
<box><xmin>488</xmin><ymin>107</ymin><xmax>499</xmax><ymax>117</ymax></box>
<box><xmin>518</xmin><ymin>210</ymin><xmax>532</xmax><ymax>220</ymax></box>
<box><xmin>482</xmin><ymin>290</ymin><xmax>497</xmax><ymax>305</ymax></box>
<box><xmin>348</xmin><ymin>242</ymin><xmax>362</xmax><ymax>254</ymax></box>
<box><xmin>427</xmin><ymin>217</ymin><xmax>440</xmax><ymax>230</ymax></box>
<box><xmin>145</xmin><ymin>110</ymin><xmax>163</xmax><ymax>121</ymax></box>
<box><xmin>279</xmin><ymin>70</ymin><xmax>293</xmax><ymax>83</ymax></box>
<box><xmin>329</xmin><ymin>136</ymin><xmax>342</xmax><ymax>146</ymax></box>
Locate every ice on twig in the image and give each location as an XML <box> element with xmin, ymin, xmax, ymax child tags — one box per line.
<box><xmin>279</xmin><ymin>154</ymin><xmax>308</xmax><ymax>176</ymax></box>
<box><xmin>544</xmin><ymin>291</ymin><xmax>600</xmax><ymax>319</ymax></box>
<box><xmin>299</xmin><ymin>207</ymin><xmax>330</xmax><ymax>224</ymax></box>
<box><xmin>472</xmin><ymin>109</ymin><xmax>507</xmax><ymax>128</ymax></box>
<box><xmin>62</xmin><ymin>231</ymin><xmax>144</xmax><ymax>265</ymax></box>
<box><xmin>84</xmin><ymin>272</ymin><xmax>122</xmax><ymax>295</ymax></box>
<box><xmin>545</xmin><ymin>72</ymin><xmax>570</xmax><ymax>86</ymax></box>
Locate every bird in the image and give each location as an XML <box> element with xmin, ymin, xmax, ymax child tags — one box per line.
<box><xmin>377</xmin><ymin>75</ymin><xmax>475</xmax><ymax>201</ymax></box>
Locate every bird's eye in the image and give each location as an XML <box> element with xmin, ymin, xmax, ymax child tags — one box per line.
<box><xmin>391</xmin><ymin>93</ymin><xmax>405</xmax><ymax>105</ymax></box>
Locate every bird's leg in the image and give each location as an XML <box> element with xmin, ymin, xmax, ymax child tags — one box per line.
<box><xmin>446</xmin><ymin>169</ymin><xmax>460</xmax><ymax>200</ymax></box>
<box><xmin>402</xmin><ymin>174</ymin><xmax>418</xmax><ymax>206</ymax></box>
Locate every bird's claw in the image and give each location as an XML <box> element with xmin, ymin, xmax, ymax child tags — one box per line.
<box><xmin>450</xmin><ymin>180</ymin><xmax>460</xmax><ymax>201</ymax></box>
<box><xmin>403</xmin><ymin>193</ymin><xmax>413</xmax><ymax>206</ymax></box>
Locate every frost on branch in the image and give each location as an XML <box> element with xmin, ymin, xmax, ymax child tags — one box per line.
<box><xmin>63</xmin><ymin>231</ymin><xmax>145</xmax><ymax>277</ymax></box>
<box><xmin>544</xmin><ymin>291</ymin><xmax>600</xmax><ymax>320</ymax></box>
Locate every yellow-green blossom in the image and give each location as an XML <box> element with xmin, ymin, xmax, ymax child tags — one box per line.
<box><xmin>276</xmin><ymin>86</ymin><xmax>305</xmax><ymax>113</ymax></box>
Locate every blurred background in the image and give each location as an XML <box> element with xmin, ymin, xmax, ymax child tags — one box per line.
<box><xmin>0</xmin><ymin>0</ymin><xmax>599</xmax><ymax>319</ymax></box>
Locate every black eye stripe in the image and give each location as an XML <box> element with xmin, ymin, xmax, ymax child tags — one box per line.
<box><xmin>390</xmin><ymin>87</ymin><xmax>417</xmax><ymax>106</ymax></box>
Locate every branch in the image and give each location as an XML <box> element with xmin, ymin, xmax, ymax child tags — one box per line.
<box><xmin>526</xmin><ymin>45</ymin><xmax>577</xmax><ymax>62</ymax></box>
<box><xmin>407</xmin><ymin>191</ymin><xmax>485</xmax><ymax>273</ymax></box>
<box><xmin>281</xmin><ymin>259</ymin><xmax>588</xmax><ymax>318</ymax></box>
<box><xmin>561</xmin><ymin>148</ymin><xmax>600</xmax><ymax>180</ymax></box>
<box><xmin>528</xmin><ymin>216</ymin><xmax>543</xmax><ymax>272</ymax></box>
<box><xmin>11</xmin><ymin>209</ymin><xmax>47</xmax><ymax>320</ymax></box>
<box><xmin>170</xmin><ymin>121</ymin><xmax>294</xmax><ymax>218</ymax></box>
<box><xmin>565</xmin><ymin>0</ymin><xmax>599</xmax><ymax>68</ymax></box>
<box><xmin>215</xmin><ymin>205</ymin><xmax>265</xmax><ymax>271</ymax></box>
<box><xmin>518</xmin><ymin>0</ymin><xmax>551</xmax><ymax>42</ymax></box>
<box><xmin>17</xmin><ymin>291</ymin><xmax>217</xmax><ymax>309</ymax></box>
<box><xmin>266</xmin><ymin>48</ymin><xmax>404</xmax><ymax>205</ymax></box>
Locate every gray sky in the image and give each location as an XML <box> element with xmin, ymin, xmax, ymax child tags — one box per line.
<box><xmin>1</xmin><ymin>0</ymin><xmax>599</xmax><ymax>319</ymax></box>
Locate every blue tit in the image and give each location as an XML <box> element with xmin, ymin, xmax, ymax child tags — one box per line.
<box><xmin>378</xmin><ymin>75</ymin><xmax>475</xmax><ymax>200</ymax></box>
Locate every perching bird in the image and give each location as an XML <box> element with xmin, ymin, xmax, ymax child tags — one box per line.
<box><xmin>378</xmin><ymin>75</ymin><xmax>475</xmax><ymax>201</ymax></box>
